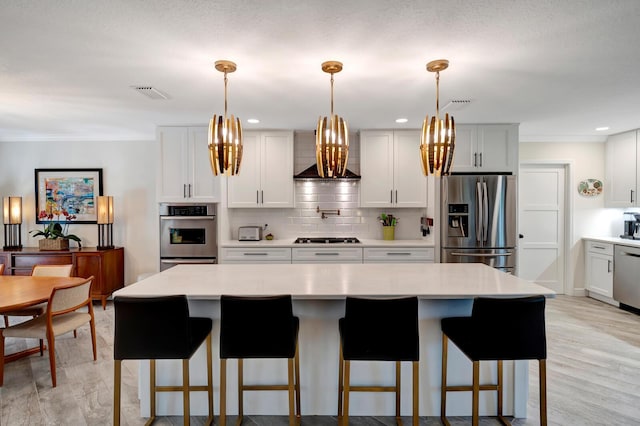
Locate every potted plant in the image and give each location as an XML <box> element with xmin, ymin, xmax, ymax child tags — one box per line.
<box><xmin>378</xmin><ymin>213</ymin><xmax>398</xmax><ymax>240</ymax></box>
<box><xmin>31</xmin><ymin>208</ymin><xmax>82</xmax><ymax>250</ymax></box>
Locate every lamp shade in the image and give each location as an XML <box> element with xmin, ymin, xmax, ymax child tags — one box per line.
<box><xmin>96</xmin><ymin>196</ymin><xmax>114</xmax><ymax>224</ymax></box>
<box><xmin>3</xmin><ymin>196</ymin><xmax>22</xmax><ymax>224</ymax></box>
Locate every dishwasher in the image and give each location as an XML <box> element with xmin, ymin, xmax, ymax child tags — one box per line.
<box><xmin>613</xmin><ymin>245</ymin><xmax>640</xmax><ymax>311</ymax></box>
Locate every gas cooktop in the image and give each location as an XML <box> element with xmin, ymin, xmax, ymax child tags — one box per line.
<box><xmin>294</xmin><ymin>237</ymin><xmax>361</xmax><ymax>244</ymax></box>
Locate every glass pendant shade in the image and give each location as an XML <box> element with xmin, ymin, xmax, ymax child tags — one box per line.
<box><xmin>316</xmin><ymin>61</ymin><xmax>349</xmax><ymax>178</ymax></box>
<box><xmin>420</xmin><ymin>59</ymin><xmax>456</xmax><ymax>176</ymax></box>
<box><xmin>209</xmin><ymin>60</ymin><xmax>243</xmax><ymax>176</ymax></box>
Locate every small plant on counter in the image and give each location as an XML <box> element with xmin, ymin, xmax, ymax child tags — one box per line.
<box><xmin>378</xmin><ymin>213</ymin><xmax>398</xmax><ymax>227</ymax></box>
<box><xmin>31</xmin><ymin>208</ymin><xmax>82</xmax><ymax>247</ymax></box>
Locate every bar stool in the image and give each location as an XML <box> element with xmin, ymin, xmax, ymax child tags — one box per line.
<box><xmin>219</xmin><ymin>295</ymin><xmax>300</xmax><ymax>426</ymax></box>
<box><xmin>113</xmin><ymin>295</ymin><xmax>214</xmax><ymax>426</ymax></box>
<box><xmin>338</xmin><ymin>296</ymin><xmax>419</xmax><ymax>426</ymax></box>
<box><xmin>440</xmin><ymin>295</ymin><xmax>547</xmax><ymax>426</ymax></box>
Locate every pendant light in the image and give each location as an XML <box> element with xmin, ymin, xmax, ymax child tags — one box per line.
<box><xmin>316</xmin><ymin>61</ymin><xmax>349</xmax><ymax>178</ymax></box>
<box><xmin>209</xmin><ymin>60</ymin><xmax>243</xmax><ymax>176</ymax></box>
<box><xmin>420</xmin><ymin>59</ymin><xmax>456</xmax><ymax>176</ymax></box>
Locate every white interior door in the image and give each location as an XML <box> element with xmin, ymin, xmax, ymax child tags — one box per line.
<box><xmin>518</xmin><ymin>164</ymin><xmax>566</xmax><ymax>293</ymax></box>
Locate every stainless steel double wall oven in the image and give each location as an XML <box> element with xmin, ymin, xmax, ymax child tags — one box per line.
<box><xmin>159</xmin><ymin>203</ymin><xmax>217</xmax><ymax>271</ymax></box>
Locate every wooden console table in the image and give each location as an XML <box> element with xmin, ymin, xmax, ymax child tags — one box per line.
<box><xmin>0</xmin><ymin>247</ymin><xmax>124</xmax><ymax>309</ymax></box>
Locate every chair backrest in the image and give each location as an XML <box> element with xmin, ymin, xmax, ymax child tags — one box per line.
<box><xmin>48</xmin><ymin>276</ymin><xmax>93</xmax><ymax>315</ymax></box>
<box><xmin>32</xmin><ymin>264</ymin><xmax>73</xmax><ymax>277</ymax></box>
<box><xmin>341</xmin><ymin>296</ymin><xmax>419</xmax><ymax>361</ymax></box>
<box><xmin>0</xmin><ymin>264</ymin><xmax>4</xmax><ymax>275</ymax></box>
<box><xmin>471</xmin><ymin>295</ymin><xmax>547</xmax><ymax>360</ymax></box>
<box><xmin>114</xmin><ymin>295</ymin><xmax>194</xmax><ymax>360</ymax></box>
<box><xmin>220</xmin><ymin>295</ymin><xmax>298</xmax><ymax>359</ymax></box>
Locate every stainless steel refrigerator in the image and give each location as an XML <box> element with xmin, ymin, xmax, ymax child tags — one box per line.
<box><xmin>440</xmin><ymin>173</ymin><xmax>517</xmax><ymax>273</ymax></box>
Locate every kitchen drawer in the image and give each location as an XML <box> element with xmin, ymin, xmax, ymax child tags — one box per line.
<box><xmin>363</xmin><ymin>247</ymin><xmax>435</xmax><ymax>263</ymax></box>
<box><xmin>586</xmin><ymin>241</ymin><xmax>614</xmax><ymax>256</ymax></box>
<box><xmin>292</xmin><ymin>247</ymin><xmax>363</xmax><ymax>263</ymax></box>
<box><xmin>221</xmin><ymin>247</ymin><xmax>292</xmax><ymax>263</ymax></box>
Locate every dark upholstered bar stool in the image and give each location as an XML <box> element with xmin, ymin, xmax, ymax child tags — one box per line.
<box><xmin>440</xmin><ymin>296</ymin><xmax>547</xmax><ymax>426</ymax></box>
<box><xmin>113</xmin><ymin>295</ymin><xmax>214</xmax><ymax>426</ymax></box>
<box><xmin>219</xmin><ymin>295</ymin><xmax>300</xmax><ymax>426</ymax></box>
<box><xmin>338</xmin><ymin>296</ymin><xmax>419</xmax><ymax>426</ymax></box>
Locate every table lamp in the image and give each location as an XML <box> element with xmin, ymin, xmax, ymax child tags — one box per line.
<box><xmin>96</xmin><ymin>196</ymin><xmax>114</xmax><ymax>249</ymax></box>
<box><xmin>3</xmin><ymin>196</ymin><xmax>22</xmax><ymax>250</ymax></box>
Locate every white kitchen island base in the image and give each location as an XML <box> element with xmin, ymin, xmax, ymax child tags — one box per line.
<box><xmin>114</xmin><ymin>263</ymin><xmax>553</xmax><ymax>418</ymax></box>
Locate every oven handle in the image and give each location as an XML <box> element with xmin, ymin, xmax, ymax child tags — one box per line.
<box><xmin>160</xmin><ymin>259</ymin><xmax>217</xmax><ymax>264</ymax></box>
<box><xmin>160</xmin><ymin>216</ymin><xmax>215</xmax><ymax>221</ymax></box>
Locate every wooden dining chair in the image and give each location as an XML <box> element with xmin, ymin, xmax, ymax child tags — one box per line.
<box><xmin>0</xmin><ymin>276</ymin><xmax>97</xmax><ymax>387</ymax></box>
<box><xmin>0</xmin><ymin>264</ymin><xmax>4</xmax><ymax>275</ymax></box>
<box><xmin>3</xmin><ymin>264</ymin><xmax>73</xmax><ymax>327</ymax></box>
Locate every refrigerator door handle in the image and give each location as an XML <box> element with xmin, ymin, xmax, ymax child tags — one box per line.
<box><xmin>482</xmin><ymin>181</ymin><xmax>489</xmax><ymax>242</ymax></box>
<box><xmin>451</xmin><ymin>252</ymin><xmax>513</xmax><ymax>257</ymax></box>
<box><xmin>476</xmin><ymin>181</ymin><xmax>483</xmax><ymax>243</ymax></box>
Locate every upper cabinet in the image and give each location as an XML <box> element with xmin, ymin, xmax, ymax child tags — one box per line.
<box><xmin>360</xmin><ymin>130</ymin><xmax>427</xmax><ymax>208</ymax></box>
<box><xmin>605</xmin><ymin>130</ymin><xmax>638</xmax><ymax>207</ymax></box>
<box><xmin>451</xmin><ymin>124</ymin><xmax>519</xmax><ymax>173</ymax></box>
<box><xmin>227</xmin><ymin>131</ymin><xmax>294</xmax><ymax>208</ymax></box>
<box><xmin>157</xmin><ymin>126</ymin><xmax>221</xmax><ymax>202</ymax></box>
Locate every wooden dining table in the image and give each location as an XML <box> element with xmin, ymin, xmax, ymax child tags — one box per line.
<box><xmin>0</xmin><ymin>275</ymin><xmax>86</xmax><ymax>363</ymax></box>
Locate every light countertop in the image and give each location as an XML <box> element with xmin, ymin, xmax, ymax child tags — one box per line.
<box><xmin>115</xmin><ymin>263</ymin><xmax>554</xmax><ymax>300</ymax></box>
<box><xmin>583</xmin><ymin>236</ymin><xmax>640</xmax><ymax>247</ymax></box>
<box><xmin>220</xmin><ymin>236</ymin><xmax>435</xmax><ymax>248</ymax></box>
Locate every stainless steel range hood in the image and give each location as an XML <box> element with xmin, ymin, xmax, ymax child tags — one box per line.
<box><xmin>293</xmin><ymin>164</ymin><xmax>361</xmax><ymax>180</ymax></box>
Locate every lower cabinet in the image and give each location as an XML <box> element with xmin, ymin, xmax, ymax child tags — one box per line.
<box><xmin>292</xmin><ymin>247</ymin><xmax>363</xmax><ymax>264</ymax></box>
<box><xmin>2</xmin><ymin>247</ymin><xmax>125</xmax><ymax>309</ymax></box>
<box><xmin>584</xmin><ymin>241</ymin><xmax>615</xmax><ymax>305</ymax></box>
<box><xmin>363</xmin><ymin>247</ymin><xmax>435</xmax><ymax>263</ymax></box>
<box><xmin>220</xmin><ymin>247</ymin><xmax>292</xmax><ymax>264</ymax></box>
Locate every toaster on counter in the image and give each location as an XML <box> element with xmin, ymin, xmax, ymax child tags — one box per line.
<box><xmin>238</xmin><ymin>226</ymin><xmax>263</xmax><ymax>241</ymax></box>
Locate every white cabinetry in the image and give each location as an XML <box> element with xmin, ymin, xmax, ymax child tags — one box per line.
<box><xmin>157</xmin><ymin>126</ymin><xmax>220</xmax><ymax>202</ymax></box>
<box><xmin>605</xmin><ymin>130</ymin><xmax>638</xmax><ymax>207</ymax></box>
<box><xmin>360</xmin><ymin>130</ymin><xmax>426</xmax><ymax>208</ymax></box>
<box><xmin>227</xmin><ymin>131</ymin><xmax>294</xmax><ymax>208</ymax></box>
<box><xmin>585</xmin><ymin>240</ymin><xmax>615</xmax><ymax>305</ymax></box>
<box><xmin>220</xmin><ymin>247</ymin><xmax>292</xmax><ymax>264</ymax></box>
<box><xmin>292</xmin><ymin>247</ymin><xmax>363</xmax><ymax>263</ymax></box>
<box><xmin>363</xmin><ymin>247</ymin><xmax>434</xmax><ymax>263</ymax></box>
<box><xmin>452</xmin><ymin>124</ymin><xmax>518</xmax><ymax>173</ymax></box>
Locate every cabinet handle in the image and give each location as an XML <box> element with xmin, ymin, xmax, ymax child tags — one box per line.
<box><xmin>315</xmin><ymin>253</ymin><xmax>340</xmax><ymax>256</ymax></box>
<box><xmin>608</xmin><ymin>259</ymin><xmax>612</xmax><ymax>273</ymax></box>
<box><xmin>243</xmin><ymin>253</ymin><xmax>268</xmax><ymax>256</ymax></box>
<box><xmin>395</xmin><ymin>190</ymin><xmax>398</xmax><ymax>204</ymax></box>
<box><xmin>256</xmin><ymin>190</ymin><xmax>259</xmax><ymax>205</ymax></box>
<box><xmin>592</xmin><ymin>245</ymin><xmax>606</xmax><ymax>250</ymax></box>
<box><xmin>479</xmin><ymin>152</ymin><xmax>483</xmax><ymax>167</ymax></box>
<box><xmin>390</xmin><ymin>190</ymin><xmax>393</xmax><ymax>204</ymax></box>
<box><xmin>183</xmin><ymin>184</ymin><xmax>187</xmax><ymax>198</ymax></box>
<box><xmin>188</xmin><ymin>184</ymin><xmax>192</xmax><ymax>198</ymax></box>
<box><xmin>474</xmin><ymin>153</ymin><xmax>478</xmax><ymax>167</ymax></box>
<box><xmin>261</xmin><ymin>190</ymin><xmax>264</xmax><ymax>204</ymax></box>
<box><xmin>632</xmin><ymin>190</ymin><xmax>635</xmax><ymax>204</ymax></box>
<box><xmin>387</xmin><ymin>252</ymin><xmax>411</xmax><ymax>256</ymax></box>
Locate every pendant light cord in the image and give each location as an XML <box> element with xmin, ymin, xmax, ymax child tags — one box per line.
<box><xmin>223</xmin><ymin>71</ymin><xmax>229</xmax><ymax>119</ymax></box>
<box><xmin>330</xmin><ymin>73</ymin><xmax>335</xmax><ymax>117</ymax></box>
<box><xmin>435</xmin><ymin>71</ymin><xmax>440</xmax><ymax>121</ymax></box>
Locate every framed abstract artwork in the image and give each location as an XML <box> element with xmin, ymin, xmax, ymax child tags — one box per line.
<box><xmin>34</xmin><ymin>168</ymin><xmax>104</xmax><ymax>224</ymax></box>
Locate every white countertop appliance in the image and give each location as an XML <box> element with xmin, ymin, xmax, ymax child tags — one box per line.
<box><xmin>238</xmin><ymin>226</ymin><xmax>263</xmax><ymax>241</ymax></box>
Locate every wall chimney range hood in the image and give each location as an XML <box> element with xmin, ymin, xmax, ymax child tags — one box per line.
<box><xmin>293</xmin><ymin>164</ymin><xmax>361</xmax><ymax>180</ymax></box>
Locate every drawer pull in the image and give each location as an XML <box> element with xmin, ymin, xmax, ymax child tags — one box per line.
<box><xmin>243</xmin><ymin>253</ymin><xmax>269</xmax><ymax>256</ymax></box>
<box><xmin>387</xmin><ymin>252</ymin><xmax>411</xmax><ymax>256</ymax></box>
<box><xmin>592</xmin><ymin>245</ymin><xmax>606</xmax><ymax>250</ymax></box>
<box><xmin>315</xmin><ymin>253</ymin><xmax>340</xmax><ymax>256</ymax></box>
<box><xmin>608</xmin><ymin>260</ymin><xmax>612</xmax><ymax>273</ymax></box>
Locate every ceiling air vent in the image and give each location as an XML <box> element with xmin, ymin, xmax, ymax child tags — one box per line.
<box><xmin>442</xmin><ymin>99</ymin><xmax>471</xmax><ymax>111</ymax></box>
<box><xmin>131</xmin><ymin>86</ymin><xmax>170</xmax><ymax>100</ymax></box>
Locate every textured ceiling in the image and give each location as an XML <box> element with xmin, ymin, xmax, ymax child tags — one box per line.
<box><xmin>1</xmin><ymin>0</ymin><xmax>639</xmax><ymax>142</ymax></box>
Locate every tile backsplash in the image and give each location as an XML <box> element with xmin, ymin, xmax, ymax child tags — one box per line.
<box><xmin>226</xmin><ymin>180</ymin><xmax>429</xmax><ymax>241</ymax></box>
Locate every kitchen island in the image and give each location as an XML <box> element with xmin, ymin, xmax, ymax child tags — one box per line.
<box><xmin>114</xmin><ymin>263</ymin><xmax>554</xmax><ymax>419</ymax></box>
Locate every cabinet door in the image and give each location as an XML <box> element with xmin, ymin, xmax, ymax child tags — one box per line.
<box><xmin>586</xmin><ymin>252</ymin><xmax>613</xmax><ymax>298</ymax></box>
<box><xmin>227</xmin><ymin>132</ymin><xmax>262</xmax><ymax>208</ymax></box>
<box><xmin>360</xmin><ymin>131</ymin><xmax>394</xmax><ymax>207</ymax></box>
<box><xmin>605</xmin><ymin>131</ymin><xmax>637</xmax><ymax>207</ymax></box>
<box><xmin>188</xmin><ymin>127</ymin><xmax>221</xmax><ymax>201</ymax></box>
<box><xmin>393</xmin><ymin>131</ymin><xmax>427</xmax><ymax>207</ymax></box>
<box><xmin>157</xmin><ymin>127</ymin><xmax>189</xmax><ymax>201</ymax></box>
<box><xmin>261</xmin><ymin>131</ymin><xmax>294</xmax><ymax>208</ymax></box>
<box><xmin>450</xmin><ymin>125</ymin><xmax>477</xmax><ymax>172</ymax></box>
<box><xmin>477</xmin><ymin>124</ymin><xmax>518</xmax><ymax>172</ymax></box>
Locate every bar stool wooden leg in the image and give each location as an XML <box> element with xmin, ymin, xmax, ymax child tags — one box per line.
<box><xmin>182</xmin><ymin>359</ymin><xmax>190</xmax><ymax>426</ymax></box>
<box><xmin>540</xmin><ymin>359</ymin><xmax>548</xmax><ymax>426</ymax></box>
<box><xmin>472</xmin><ymin>361</ymin><xmax>480</xmax><ymax>426</ymax></box>
<box><xmin>342</xmin><ymin>360</ymin><xmax>351</xmax><ymax>426</ymax></box>
<box><xmin>441</xmin><ymin>334</ymin><xmax>449</xmax><ymax>425</ymax></box>
<box><xmin>236</xmin><ymin>359</ymin><xmax>243</xmax><ymax>426</ymax></box>
<box><xmin>206</xmin><ymin>333</ymin><xmax>214</xmax><ymax>425</ymax></box>
<box><xmin>113</xmin><ymin>360</ymin><xmax>122</xmax><ymax>426</ymax></box>
<box><xmin>337</xmin><ymin>346</ymin><xmax>344</xmax><ymax>420</ymax></box>
<box><xmin>150</xmin><ymin>359</ymin><xmax>157</xmax><ymax>423</ymax></box>
<box><xmin>412</xmin><ymin>360</ymin><xmax>419</xmax><ymax>426</ymax></box>
<box><xmin>294</xmin><ymin>344</ymin><xmax>301</xmax><ymax>422</ymax></box>
<box><xmin>220</xmin><ymin>359</ymin><xmax>227</xmax><ymax>426</ymax></box>
<box><xmin>288</xmin><ymin>358</ymin><xmax>295</xmax><ymax>426</ymax></box>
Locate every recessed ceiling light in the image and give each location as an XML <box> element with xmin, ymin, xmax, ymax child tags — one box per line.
<box><xmin>595</xmin><ymin>126</ymin><xmax>609</xmax><ymax>131</ymax></box>
<box><xmin>395</xmin><ymin>118</ymin><xmax>408</xmax><ymax>123</ymax></box>
<box><xmin>247</xmin><ymin>118</ymin><xmax>260</xmax><ymax>124</ymax></box>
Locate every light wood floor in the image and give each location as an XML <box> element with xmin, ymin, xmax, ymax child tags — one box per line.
<box><xmin>1</xmin><ymin>295</ymin><xmax>639</xmax><ymax>425</ymax></box>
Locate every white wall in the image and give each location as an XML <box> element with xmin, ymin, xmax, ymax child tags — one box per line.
<box><xmin>0</xmin><ymin>140</ymin><xmax>157</xmax><ymax>284</ymax></box>
<box><xmin>519</xmin><ymin>141</ymin><xmax>616</xmax><ymax>294</ymax></box>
